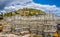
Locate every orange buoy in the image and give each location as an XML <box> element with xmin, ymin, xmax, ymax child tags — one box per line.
<box><xmin>53</xmin><ymin>33</ymin><xmax>58</xmax><ymax>37</ymax></box>
<box><xmin>0</xmin><ymin>26</ymin><xmax>2</xmax><ymax>32</ymax></box>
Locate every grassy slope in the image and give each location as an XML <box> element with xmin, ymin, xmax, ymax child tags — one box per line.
<box><xmin>0</xmin><ymin>8</ymin><xmax>46</xmax><ymax>17</ymax></box>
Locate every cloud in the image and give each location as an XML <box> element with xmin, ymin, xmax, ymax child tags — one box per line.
<box><xmin>0</xmin><ymin>0</ymin><xmax>32</xmax><ymax>10</ymax></box>
<box><xmin>0</xmin><ymin>0</ymin><xmax>60</xmax><ymax>16</ymax></box>
<box><xmin>26</xmin><ymin>3</ymin><xmax>60</xmax><ymax>16</ymax></box>
<box><xmin>3</xmin><ymin>0</ymin><xmax>33</xmax><ymax>12</ymax></box>
<box><xmin>0</xmin><ymin>0</ymin><xmax>14</xmax><ymax>10</ymax></box>
<box><xmin>10</xmin><ymin>0</ymin><xmax>32</xmax><ymax>5</ymax></box>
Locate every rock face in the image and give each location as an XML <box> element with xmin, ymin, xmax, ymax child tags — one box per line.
<box><xmin>0</xmin><ymin>8</ymin><xmax>60</xmax><ymax>37</ymax></box>
<box><xmin>3</xmin><ymin>12</ymin><xmax>58</xmax><ymax>36</ymax></box>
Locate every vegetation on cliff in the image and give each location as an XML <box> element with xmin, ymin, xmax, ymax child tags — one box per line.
<box><xmin>0</xmin><ymin>8</ymin><xmax>46</xmax><ymax>17</ymax></box>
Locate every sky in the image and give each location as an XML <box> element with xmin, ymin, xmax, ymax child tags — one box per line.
<box><xmin>0</xmin><ymin>0</ymin><xmax>60</xmax><ymax>16</ymax></box>
<box><xmin>34</xmin><ymin>0</ymin><xmax>60</xmax><ymax>7</ymax></box>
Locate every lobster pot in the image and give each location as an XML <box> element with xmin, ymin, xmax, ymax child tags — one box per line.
<box><xmin>30</xmin><ymin>24</ymin><xmax>37</xmax><ymax>30</ymax></box>
<box><xmin>37</xmin><ymin>24</ymin><xmax>43</xmax><ymax>31</ymax></box>
<box><xmin>37</xmin><ymin>31</ymin><xmax>43</xmax><ymax>35</ymax></box>
<box><xmin>14</xmin><ymin>28</ymin><xmax>22</xmax><ymax>35</ymax></box>
<box><xmin>22</xmin><ymin>24</ymin><xmax>29</xmax><ymax>31</ymax></box>
<box><xmin>22</xmin><ymin>27</ymin><xmax>29</xmax><ymax>31</ymax></box>
<box><xmin>22</xmin><ymin>24</ymin><xmax>29</xmax><ymax>28</ymax></box>
<box><xmin>11</xmin><ymin>28</ymin><xmax>15</xmax><ymax>34</ymax></box>
<box><xmin>44</xmin><ymin>25</ymin><xmax>53</xmax><ymax>31</ymax></box>
<box><xmin>10</xmin><ymin>24</ymin><xmax>15</xmax><ymax>34</ymax></box>
<box><xmin>57</xmin><ymin>24</ymin><xmax>60</xmax><ymax>30</ymax></box>
<box><xmin>15</xmin><ymin>24</ymin><xmax>20</xmax><ymax>28</ymax></box>
<box><xmin>30</xmin><ymin>29</ymin><xmax>37</xmax><ymax>34</ymax></box>
<box><xmin>43</xmin><ymin>25</ymin><xmax>57</xmax><ymax>33</ymax></box>
<box><xmin>44</xmin><ymin>32</ymin><xmax>54</xmax><ymax>37</ymax></box>
<box><xmin>2</xmin><ymin>25</ymin><xmax>11</xmax><ymax>34</ymax></box>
